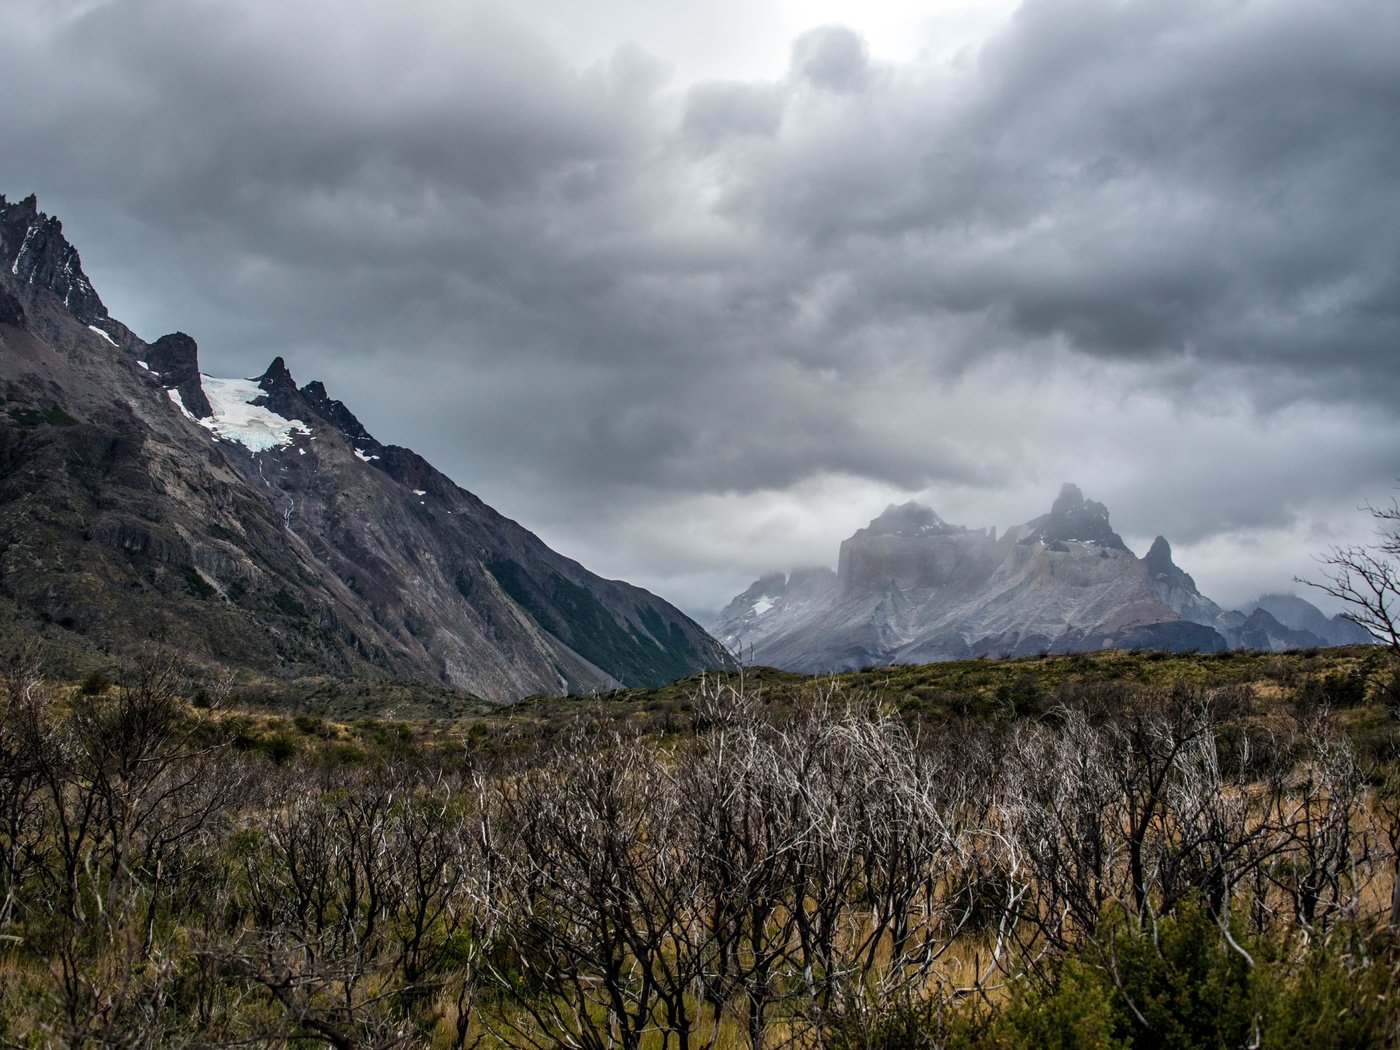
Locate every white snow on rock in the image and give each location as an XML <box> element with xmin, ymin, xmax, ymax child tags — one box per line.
<box><xmin>752</xmin><ymin>598</ymin><xmax>776</xmax><ymax>616</ymax></box>
<box><xmin>195</xmin><ymin>375</ymin><xmax>311</xmax><ymax>452</ymax></box>
<box><xmin>136</xmin><ymin>360</ymin><xmax>150</xmax><ymax>371</ymax></box>
<box><xmin>413</xmin><ymin>489</ymin><xmax>426</xmax><ymax>496</ymax></box>
<box><xmin>354</xmin><ymin>448</ymin><xmax>381</xmax><ymax>462</ymax></box>
<box><xmin>87</xmin><ymin>325</ymin><xmax>117</xmax><ymax>346</ymax></box>
<box><xmin>167</xmin><ymin>388</ymin><xmax>196</xmax><ymax>420</ymax></box>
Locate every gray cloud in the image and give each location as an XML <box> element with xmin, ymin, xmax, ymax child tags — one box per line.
<box><xmin>1</xmin><ymin>0</ymin><xmax>1396</xmax><ymax>616</ymax></box>
<box><xmin>683</xmin><ymin>81</ymin><xmax>784</xmax><ymax>145</ymax></box>
<box><xmin>791</xmin><ymin>26</ymin><xmax>871</xmax><ymax>94</ymax></box>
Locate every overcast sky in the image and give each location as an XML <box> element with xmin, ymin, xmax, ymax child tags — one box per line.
<box><xmin>4</xmin><ymin>0</ymin><xmax>1397</xmax><ymax>620</ymax></box>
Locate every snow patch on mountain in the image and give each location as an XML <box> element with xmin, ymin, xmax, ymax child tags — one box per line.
<box><xmin>196</xmin><ymin>375</ymin><xmax>311</xmax><ymax>452</ymax></box>
<box><xmin>167</xmin><ymin>387</ymin><xmax>195</xmax><ymax>419</ymax></box>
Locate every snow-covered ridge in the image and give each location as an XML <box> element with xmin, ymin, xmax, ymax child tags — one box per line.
<box><xmin>189</xmin><ymin>375</ymin><xmax>311</xmax><ymax>452</ymax></box>
<box><xmin>11</xmin><ymin>224</ymin><xmax>37</xmax><ymax>276</ymax></box>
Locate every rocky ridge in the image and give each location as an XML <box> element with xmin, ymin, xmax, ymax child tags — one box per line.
<box><xmin>0</xmin><ymin>192</ymin><xmax>728</xmax><ymax>700</ymax></box>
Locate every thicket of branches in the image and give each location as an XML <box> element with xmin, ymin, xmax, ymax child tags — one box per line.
<box><xmin>2</xmin><ymin>653</ymin><xmax>1399</xmax><ymax>1047</ymax></box>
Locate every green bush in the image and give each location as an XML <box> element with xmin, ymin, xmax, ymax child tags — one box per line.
<box><xmin>973</xmin><ymin>901</ymin><xmax>1252</xmax><ymax>1050</ymax></box>
<box><xmin>1255</xmin><ymin>927</ymin><xmax>1400</xmax><ymax>1049</ymax></box>
<box><xmin>985</xmin><ymin>958</ymin><xmax>1127</xmax><ymax>1050</ymax></box>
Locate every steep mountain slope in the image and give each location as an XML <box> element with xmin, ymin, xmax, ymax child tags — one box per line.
<box><xmin>0</xmin><ymin>193</ymin><xmax>727</xmax><ymax>699</ymax></box>
<box><xmin>713</xmin><ymin>485</ymin><xmax>1226</xmax><ymax>672</ymax></box>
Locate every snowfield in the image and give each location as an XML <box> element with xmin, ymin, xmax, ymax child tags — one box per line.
<box><xmin>194</xmin><ymin>375</ymin><xmax>312</xmax><ymax>452</ymax></box>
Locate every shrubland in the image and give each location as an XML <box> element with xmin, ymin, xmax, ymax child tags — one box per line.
<box><xmin>1</xmin><ymin>644</ymin><xmax>1398</xmax><ymax>1047</ymax></box>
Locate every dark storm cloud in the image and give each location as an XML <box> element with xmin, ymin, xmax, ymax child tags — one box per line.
<box><xmin>1</xmin><ymin>0</ymin><xmax>1396</xmax><ymax>611</ymax></box>
<box><xmin>714</xmin><ymin>0</ymin><xmax>1400</xmax><ymax>394</ymax></box>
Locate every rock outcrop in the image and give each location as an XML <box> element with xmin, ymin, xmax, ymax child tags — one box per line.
<box><xmin>146</xmin><ymin>332</ymin><xmax>213</xmax><ymax>417</ymax></box>
<box><xmin>1</xmin><ymin>193</ymin><xmax>108</xmax><ymax>324</ymax></box>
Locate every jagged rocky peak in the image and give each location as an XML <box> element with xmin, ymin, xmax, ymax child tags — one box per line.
<box><xmin>1144</xmin><ymin>532</ymin><xmax>1208</xmax><ymax>592</ymax></box>
<box><xmin>0</xmin><ymin>193</ymin><xmax>107</xmax><ymax>324</ymax></box>
<box><xmin>1143</xmin><ymin>534</ymin><xmax>1185</xmax><ymax>577</ymax></box>
<box><xmin>1023</xmin><ymin>482</ymin><xmax>1128</xmax><ymax>551</ymax></box>
<box><xmin>1144</xmin><ymin>535</ymin><xmax>1173</xmax><ymax>572</ymax></box>
<box><xmin>856</xmin><ymin>501</ymin><xmax>965</xmax><ymax>539</ymax></box>
<box><xmin>301</xmin><ymin>379</ymin><xmax>377</xmax><ymax>448</ymax></box>
<box><xmin>250</xmin><ymin>361</ymin><xmax>383</xmax><ymax>453</ymax></box>
<box><xmin>1145</xmin><ymin>534</ymin><xmax>1201</xmax><ymax>589</ymax></box>
<box><xmin>258</xmin><ymin>355</ymin><xmax>297</xmax><ymax>393</ymax></box>
<box><xmin>148</xmin><ymin>333</ymin><xmax>199</xmax><ymax>379</ymax></box>
<box><xmin>253</xmin><ymin>356</ymin><xmax>312</xmax><ymax>424</ymax></box>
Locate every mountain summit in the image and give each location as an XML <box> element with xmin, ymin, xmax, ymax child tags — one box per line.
<box><xmin>713</xmin><ymin>488</ymin><xmax>1367</xmax><ymax>672</ymax></box>
<box><xmin>0</xmin><ymin>193</ymin><xmax>727</xmax><ymax>699</ymax></box>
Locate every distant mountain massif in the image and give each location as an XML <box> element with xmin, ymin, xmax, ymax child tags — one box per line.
<box><xmin>712</xmin><ymin>485</ymin><xmax>1373</xmax><ymax>673</ymax></box>
<box><xmin>0</xmin><ymin>193</ymin><xmax>728</xmax><ymax>700</ymax></box>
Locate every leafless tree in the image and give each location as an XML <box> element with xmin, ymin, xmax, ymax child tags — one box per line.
<box><xmin>0</xmin><ymin>651</ymin><xmax>50</xmax><ymax>934</ymax></box>
<box><xmin>1304</xmin><ymin>495</ymin><xmax>1400</xmax><ymax>655</ymax></box>
<box><xmin>485</xmin><ymin>727</ymin><xmax>703</xmax><ymax>1050</ymax></box>
<box><xmin>1266</xmin><ymin>710</ymin><xmax>1375</xmax><ymax>936</ymax></box>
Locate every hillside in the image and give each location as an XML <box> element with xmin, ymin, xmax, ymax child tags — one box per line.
<box><xmin>0</xmin><ymin>193</ymin><xmax>728</xmax><ymax>699</ymax></box>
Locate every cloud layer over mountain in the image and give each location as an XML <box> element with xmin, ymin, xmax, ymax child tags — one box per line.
<box><xmin>3</xmin><ymin>0</ymin><xmax>1396</xmax><ymax>615</ymax></box>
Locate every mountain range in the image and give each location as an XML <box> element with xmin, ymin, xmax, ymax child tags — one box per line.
<box><xmin>711</xmin><ymin>485</ymin><xmax>1372</xmax><ymax>672</ymax></box>
<box><xmin>0</xmin><ymin>191</ymin><xmax>1371</xmax><ymax>696</ymax></box>
<box><xmin>0</xmin><ymin>193</ymin><xmax>728</xmax><ymax>700</ymax></box>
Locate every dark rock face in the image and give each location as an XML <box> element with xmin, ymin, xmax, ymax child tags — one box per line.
<box><xmin>0</xmin><ymin>192</ymin><xmax>729</xmax><ymax>700</ymax></box>
<box><xmin>0</xmin><ymin>286</ymin><xmax>24</xmax><ymax>327</ymax></box>
<box><xmin>0</xmin><ymin>194</ymin><xmax>108</xmax><ymax>325</ymax></box>
<box><xmin>147</xmin><ymin>332</ymin><xmax>212</xmax><ymax>417</ymax></box>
